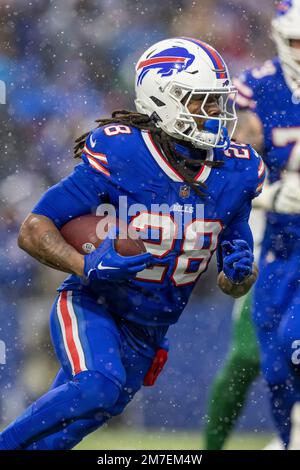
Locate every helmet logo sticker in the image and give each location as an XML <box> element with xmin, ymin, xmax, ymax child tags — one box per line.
<box><xmin>137</xmin><ymin>47</ymin><xmax>195</xmax><ymax>85</ymax></box>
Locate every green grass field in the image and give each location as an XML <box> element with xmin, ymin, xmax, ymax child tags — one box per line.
<box><xmin>75</xmin><ymin>428</ymin><xmax>274</xmax><ymax>450</ymax></box>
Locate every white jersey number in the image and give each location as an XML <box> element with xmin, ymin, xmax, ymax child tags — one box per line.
<box><xmin>272</xmin><ymin>127</ymin><xmax>300</xmax><ymax>172</ymax></box>
<box><xmin>130</xmin><ymin>213</ymin><xmax>223</xmax><ymax>286</ymax></box>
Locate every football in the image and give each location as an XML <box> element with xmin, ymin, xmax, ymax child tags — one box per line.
<box><xmin>60</xmin><ymin>214</ymin><xmax>146</xmax><ymax>256</ymax></box>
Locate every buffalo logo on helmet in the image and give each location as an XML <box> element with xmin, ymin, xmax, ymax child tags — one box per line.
<box><xmin>136</xmin><ymin>47</ymin><xmax>195</xmax><ymax>85</ymax></box>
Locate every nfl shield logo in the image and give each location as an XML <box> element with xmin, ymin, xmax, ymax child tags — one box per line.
<box><xmin>179</xmin><ymin>184</ymin><xmax>190</xmax><ymax>199</ymax></box>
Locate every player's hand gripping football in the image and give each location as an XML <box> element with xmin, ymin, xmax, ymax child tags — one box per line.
<box><xmin>84</xmin><ymin>234</ymin><xmax>154</xmax><ymax>282</ymax></box>
<box><xmin>221</xmin><ymin>239</ymin><xmax>254</xmax><ymax>284</ymax></box>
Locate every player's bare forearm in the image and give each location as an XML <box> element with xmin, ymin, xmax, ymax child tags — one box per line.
<box><xmin>217</xmin><ymin>263</ymin><xmax>258</xmax><ymax>299</ymax></box>
<box><xmin>18</xmin><ymin>213</ymin><xmax>85</xmax><ymax>276</ymax></box>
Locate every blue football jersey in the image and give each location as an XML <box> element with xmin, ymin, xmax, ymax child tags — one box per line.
<box><xmin>234</xmin><ymin>57</ymin><xmax>300</xmax><ymax>241</ymax></box>
<box><xmin>33</xmin><ymin>124</ymin><xmax>264</xmax><ymax>326</ymax></box>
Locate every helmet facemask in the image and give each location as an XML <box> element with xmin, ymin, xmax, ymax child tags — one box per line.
<box><xmin>159</xmin><ymin>82</ymin><xmax>237</xmax><ymax>150</ymax></box>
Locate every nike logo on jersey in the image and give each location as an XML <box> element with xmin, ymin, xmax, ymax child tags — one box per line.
<box><xmin>90</xmin><ymin>135</ymin><xmax>97</xmax><ymax>148</ymax></box>
<box><xmin>97</xmin><ymin>261</ymin><xmax>120</xmax><ymax>270</ymax></box>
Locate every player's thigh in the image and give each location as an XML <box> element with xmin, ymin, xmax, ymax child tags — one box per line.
<box><xmin>50</xmin><ymin>290</ymin><xmax>126</xmax><ymax>388</ymax></box>
<box><xmin>107</xmin><ymin>336</ymin><xmax>153</xmax><ymax>417</ymax></box>
<box><xmin>254</xmin><ymin>268</ymin><xmax>298</xmax><ymax>385</ymax></box>
<box><xmin>253</xmin><ymin>249</ymin><xmax>300</xmax><ymax>328</ymax></box>
<box><xmin>253</xmin><ymin>256</ymin><xmax>291</xmax><ymax>330</ymax></box>
<box><xmin>255</xmin><ymin>323</ymin><xmax>290</xmax><ymax>385</ymax></box>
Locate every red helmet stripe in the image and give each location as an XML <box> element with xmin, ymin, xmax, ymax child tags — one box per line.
<box><xmin>137</xmin><ymin>56</ymin><xmax>186</xmax><ymax>70</ymax></box>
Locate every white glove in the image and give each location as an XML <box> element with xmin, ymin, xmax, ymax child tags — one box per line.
<box><xmin>253</xmin><ymin>172</ymin><xmax>300</xmax><ymax>214</ymax></box>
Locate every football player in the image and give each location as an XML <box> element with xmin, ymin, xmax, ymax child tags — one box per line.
<box><xmin>0</xmin><ymin>37</ymin><xmax>264</xmax><ymax>450</ymax></box>
<box><xmin>205</xmin><ymin>0</ymin><xmax>300</xmax><ymax>450</ymax></box>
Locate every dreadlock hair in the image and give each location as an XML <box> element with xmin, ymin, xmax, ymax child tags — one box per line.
<box><xmin>74</xmin><ymin>110</ymin><xmax>224</xmax><ymax>197</ymax></box>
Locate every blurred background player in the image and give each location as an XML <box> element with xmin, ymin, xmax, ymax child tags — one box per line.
<box><xmin>204</xmin><ymin>212</ymin><xmax>267</xmax><ymax>450</ymax></box>
<box><xmin>204</xmin><ymin>0</ymin><xmax>300</xmax><ymax>450</ymax></box>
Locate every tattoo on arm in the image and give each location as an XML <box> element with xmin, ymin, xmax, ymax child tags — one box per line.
<box><xmin>38</xmin><ymin>230</ymin><xmax>80</xmax><ymax>274</ymax></box>
<box><xmin>18</xmin><ymin>214</ymin><xmax>85</xmax><ymax>276</ymax></box>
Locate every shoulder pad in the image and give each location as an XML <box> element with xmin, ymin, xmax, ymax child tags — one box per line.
<box><xmin>224</xmin><ymin>142</ymin><xmax>254</xmax><ymax>160</ymax></box>
<box><xmin>224</xmin><ymin>143</ymin><xmax>265</xmax><ymax>198</ymax></box>
<box><xmin>233</xmin><ymin>59</ymin><xmax>278</xmax><ymax>111</ymax></box>
<box><xmin>81</xmin><ymin>124</ymin><xmax>137</xmax><ymax>177</ymax></box>
<box><xmin>252</xmin><ymin>147</ymin><xmax>265</xmax><ymax>197</ymax></box>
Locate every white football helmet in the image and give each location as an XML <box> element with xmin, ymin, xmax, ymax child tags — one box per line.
<box><xmin>272</xmin><ymin>0</ymin><xmax>300</xmax><ymax>91</ymax></box>
<box><xmin>135</xmin><ymin>37</ymin><xmax>237</xmax><ymax>150</ymax></box>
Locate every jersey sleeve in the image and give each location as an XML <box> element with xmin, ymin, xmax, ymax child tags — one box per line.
<box><xmin>248</xmin><ymin>145</ymin><xmax>266</xmax><ymax>198</ymax></box>
<box><xmin>224</xmin><ymin>142</ymin><xmax>266</xmax><ymax>198</ymax></box>
<box><xmin>32</xmin><ymin>162</ymin><xmax>111</xmax><ymax>228</ymax></box>
<box><xmin>233</xmin><ymin>70</ymin><xmax>259</xmax><ymax>112</ymax></box>
<box><xmin>32</xmin><ymin>124</ymin><xmax>136</xmax><ymax>228</ymax></box>
<box><xmin>217</xmin><ymin>142</ymin><xmax>266</xmax><ymax>272</ymax></box>
<box><xmin>81</xmin><ymin>128</ymin><xmax>112</xmax><ymax>178</ymax></box>
<box><xmin>81</xmin><ymin>124</ymin><xmax>135</xmax><ymax>180</ymax></box>
<box><xmin>233</xmin><ymin>60</ymin><xmax>277</xmax><ymax>113</ymax></box>
<box><xmin>216</xmin><ymin>199</ymin><xmax>254</xmax><ymax>273</ymax></box>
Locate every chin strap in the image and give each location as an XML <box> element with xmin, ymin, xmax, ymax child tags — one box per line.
<box><xmin>203</xmin><ymin>119</ymin><xmax>230</xmax><ymax>150</ymax></box>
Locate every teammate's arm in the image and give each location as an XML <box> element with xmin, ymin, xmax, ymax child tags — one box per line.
<box><xmin>235</xmin><ymin>110</ymin><xmax>300</xmax><ymax>214</ymax></box>
<box><xmin>233</xmin><ymin>80</ymin><xmax>278</xmax><ymax>212</ymax></box>
<box><xmin>234</xmin><ymin>110</ymin><xmax>264</xmax><ymax>154</ymax></box>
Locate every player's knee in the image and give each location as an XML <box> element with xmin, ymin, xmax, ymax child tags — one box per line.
<box><xmin>106</xmin><ymin>388</ymin><xmax>137</xmax><ymax>417</ymax></box>
<box><xmin>74</xmin><ymin>370</ymin><xmax>120</xmax><ymax>413</ymax></box>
